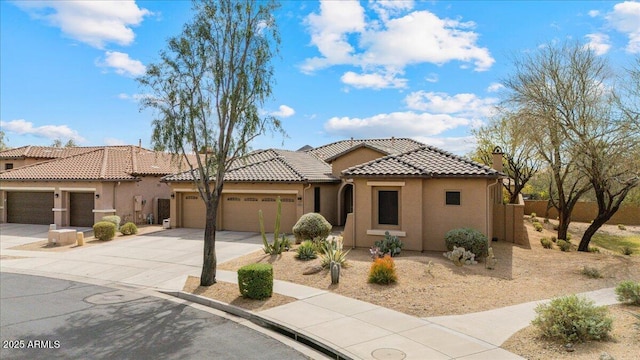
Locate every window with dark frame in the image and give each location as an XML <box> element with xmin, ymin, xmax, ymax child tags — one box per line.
<box><xmin>378</xmin><ymin>190</ymin><xmax>399</xmax><ymax>225</ymax></box>
<box><xmin>445</xmin><ymin>191</ymin><xmax>461</xmax><ymax>205</ymax></box>
<box><xmin>5</xmin><ymin>163</ymin><xmax>13</xmax><ymax>170</ymax></box>
<box><xmin>314</xmin><ymin>187</ymin><xmax>321</xmax><ymax>212</ymax></box>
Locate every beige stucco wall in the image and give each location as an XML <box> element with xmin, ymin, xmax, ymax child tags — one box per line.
<box><xmin>330</xmin><ymin>147</ymin><xmax>386</xmax><ymax>177</ymax></box>
<box><xmin>524</xmin><ymin>200</ymin><xmax>640</xmax><ymax>225</ymax></box>
<box><xmin>0</xmin><ymin>158</ymin><xmax>44</xmax><ymax>171</ymax></box>
<box><xmin>0</xmin><ymin>176</ymin><xmax>171</xmax><ymax>226</ymax></box>
<box><xmin>345</xmin><ymin>177</ymin><xmax>494</xmax><ymax>252</ymax></box>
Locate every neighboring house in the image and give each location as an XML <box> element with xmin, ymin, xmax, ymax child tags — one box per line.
<box><xmin>0</xmin><ymin>146</ymin><xmax>182</xmax><ymax>227</ymax></box>
<box><xmin>163</xmin><ymin>138</ymin><xmax>514</xmax><ymax>251</ymax></box>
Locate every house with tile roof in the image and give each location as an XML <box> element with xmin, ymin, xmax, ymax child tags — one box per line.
<box><xmin>163</xmin><ymin>138</ymin><xmax>519</xmax><ymax>251</ymax></box>
<box><xmin>0</xmin><ymin>146</ymin><xmax>184</xmax><ymax>227</ymax></box>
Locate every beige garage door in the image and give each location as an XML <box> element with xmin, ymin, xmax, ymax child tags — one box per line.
<box><xmin>7</xmin><ymin>191</ymin><xmax>54</xmax><ymax>225</ymax></box>
<box><xmin>181</xmin><ymin>193</ymin><xmax>206</xmax><ymax>228</ymax></box>
<box><xmin>222</xmin><ymin>194</ymin><xmax>296</xmax><ymax>233</ymax></box>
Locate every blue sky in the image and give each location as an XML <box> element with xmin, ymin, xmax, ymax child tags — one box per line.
<box><xmin>1</xmin><ymin>1</ymin><xmax>639</xmax><ymax>155</ymax></box>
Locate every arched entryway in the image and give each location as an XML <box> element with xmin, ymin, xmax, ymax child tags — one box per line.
<box><xmin>337</xmin><ymin>183</ymin><xmax>354</xmax><ymax>226</ymax></box>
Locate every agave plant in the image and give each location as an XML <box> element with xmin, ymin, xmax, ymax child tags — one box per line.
<box><xmin>319</xmin><ymin>236</ymin><xmax>350</xmax><ymax>268</ymax></box>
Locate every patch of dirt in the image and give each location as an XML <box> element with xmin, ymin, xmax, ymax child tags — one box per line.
<box><xmin>182</xmin><ymin>275</ymin><xmax>296</xmax><ymax>312</ymax></box>
<box><xmin>189</xmin><ymin>220</ymin><xmax>640</xmax><ymax>358</ymax></box>
<box><xmin>502</xmin><ymin>304</ymin><xmax>640</xmax><ymax>360</ymax></box>
<box><xmin>8</xmin><ymin>225</ymin><xmax>165</xmax><ymax>252</ymax></box>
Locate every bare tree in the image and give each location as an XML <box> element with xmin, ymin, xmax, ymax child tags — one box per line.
<box><xmin>502</xmin><ymin>41</ymin><xmax>607</xmax><ymax>240</ymax></box>
<box><xmin>138</xmin><ymin>0</ymin><xmax>282</xmax><ymax>286</ymax></box>
<box><xmin>0</xmin><ymin>130</ymin><xmax>7</xmax><ymax>151</ymax></box>
<box><xmin>472</xmin><ymin>111</ymin><xmax>541</xmax><ymax>204</ymax></box>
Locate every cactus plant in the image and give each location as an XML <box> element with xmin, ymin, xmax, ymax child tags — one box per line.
<box><xmin>259</xmin><ymin>197</ymin><xmax>287</xmax><ymax>255</ymax></box>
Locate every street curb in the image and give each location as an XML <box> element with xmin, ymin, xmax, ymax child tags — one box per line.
<box><xmin>160</xmin><ymin>290</ymin><xmax>353</xmax><ymax>360</ymax></box>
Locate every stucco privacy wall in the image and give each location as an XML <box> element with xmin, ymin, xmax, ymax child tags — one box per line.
<box><xmin>524</xmin><ymin>200</ymin><xmax>640</xmax><ymax>225</ymax></box>
<box><xmin>345</xmin><ymin>177</ymin><xmax>495</xmax><ymax>252</ymax></box>
<box><xmin>0</xmin><ymin>179</ymin><xmax>171</xmax><ymax>226</ymax></box>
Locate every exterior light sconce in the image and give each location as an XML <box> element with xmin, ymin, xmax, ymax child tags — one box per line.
<box><xmin>55</xmin><ymin>193</ymin><xmax>59</xmax><ymax>198</ymax></box>
<box><xmin>171</xmin><ymin>193</ymin><xmax>175</xmax><ymax>199</ymax></box>
<box><xmin>95</xmin><ymin>194</ymin><xmax>100</xmax><ymax>199</ymax></box>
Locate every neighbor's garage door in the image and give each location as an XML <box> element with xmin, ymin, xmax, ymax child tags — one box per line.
<box><xmin>6</xmin><ymin>191</ymin><xmax>54</xmax><ymax>225</ymax></box>
<box><xmin>70</xmin><ymin>192</ymin><xmax>94</xmax><ymax>227</ymax></box>
<box><xmin>181</xmin><ymin>193</ymin><xmax>206</xmax><ymax>228</ymax></box>
<box><xmin>222</xmin><ymin>194</ymin><xmax>296</xmax><ymax>233</ymax></box>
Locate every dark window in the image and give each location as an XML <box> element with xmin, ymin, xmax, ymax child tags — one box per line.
<box><xmin>446</xmin><ymin>191</ymin><xmax>461</xmax><ymax>205</ymax></box>
<box><xmin>5</xmin><ymin>163</ymin><xmax>13</xmax><ymax>170</ymax></box>
<box><xmin>378</xmin><ymin>190</ymin><xmax>398</xmax><ymax>225</ymax></box>
<box><xmin>314</xmin><ymin>187</ymin><xmax>321</xmax><ymax>212</ymax></box>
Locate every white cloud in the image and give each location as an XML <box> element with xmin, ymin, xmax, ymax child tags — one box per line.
<box><xmin>301</xmin><ymin>1</ymin><xmax>494</xmax><ymax>80</ymax></box>
<box><xmin>98</xmin><ymin>51</ymin><xmax>146</xmax><ymax>77</ymax></box>
<box><xmin>425</xmin><ymin>73</ymin><xmax>439</xmax><ymax>83</ymax></box>
<box><xmin>324</xmin><ymin>111</ymin><xmax>469</xmax><ymax>138</ymax></box>
<box><xmin>606</xmin><ymin>1</ymin><xmax>640</xmax><ymax>53</ymax></box>
<box><xmin>0</xmin><ymin>119</ymin><xmax>85</xmax><ymax>143</ymax></box>
<box><xmin>15</xmin><ymin>1</ymin><xmax>150</xmax><ymax>49</ymax></box>
<box><xmin>487</xmin><ymin>83</ymin><xmax>505</xmax><ymax>93</ymax></box>
<box><xmin>588</xmin><ymin>10</ymin><xmax>601</xmax><ymax>17</ymax></box>
<box><xmin>341</xmin><ymin>71</ymin><xmax>407</xmax><ymax>89</ymax></box>
<box><xmin>585</xmin><ymin>33</ymin><xmax>611</xmax><ymax>55</ymax></box>
<box><xmin>404</xmin><ymin>91</ymin><xmax>498</xmax><ymax>118</ymax></box>
<box><xmin>271</xmin><ymin>105</ymin><xmax>296</xmax><ymax>118</ymax></box>
<box><xmin>104</xmin><ymin>137</ymin><xmax>127</xmax><ymax>146</ymax></box>
<box><xmin>117</xmin><ymin>92</ymin><xmax>152</xmax><ymax>102</ymax></box>
<box><xmin>413</xmin><ymin>135</ymin><xmax>477</xmax><ymax>155</ymax></box>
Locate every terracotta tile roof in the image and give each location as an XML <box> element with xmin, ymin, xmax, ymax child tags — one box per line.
<box><xmin>307</xmin><ymin>138</ymin><xmax>424</xmax><ymax>161</ymax></box>
<box><xmin>0</xmin><ymin>146</ymin><xmax>184</xmax><ymax>181</ymax></box>
<box><xmin>0</xmin><ymin>145</ymin><xmax>101</xmax><ymax>159</ymax></box>
<box><xmin>342</xmin><ymin>146</ymin><xmax>504</xmax><ymax>178</ymax></box>
<box><xmin>163</xmin><ymin>149</ymin><xmax>339</xmax><ymax>183</ymax></box>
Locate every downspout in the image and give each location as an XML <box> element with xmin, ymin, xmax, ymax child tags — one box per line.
<box><xmin>486</xmin><ymin>179</ymin><xmax>501</xmax><ymax>241</ymax></box>
<box><xmin>302</xmin><ymin>183</ymin><xmax>312</xmax><ymax>215</ymax></box>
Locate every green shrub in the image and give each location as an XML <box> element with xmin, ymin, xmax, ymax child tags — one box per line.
<box><xmin>532</xmin><ymin>295</ymin><xmax>612</xmax><ymax>343</ymax></box>
<box><xmin>540</xmin><ymin>237</ymin><xmax>553</xmax><ymax>249</ymax></box>
<box><xmin>237</xmin><ymin>263</ymin><xmax>273</xmax><ymax>300</ymax></box>
<box><xmin>543</xmin><ymin>218</ymin><xmax>550</xmax><ymax>224</ymax></box>
<box><xmin>533</xmin><ymin>222</ymin><xmax>543</xmax><ymax>232</ymax></box>
<box><xmin>296</xmin><ymin>240</ymin><xmax>317</xmax><ymax>260</ymax></box>
<box><xmin>530</xmin><ymin>212</ymin><xmax>537</xmax><ymax>218</ymax></box>
<box><xmin>444</xmin><ymin>228</ymin><xmax>488</xmax><ymax>257</ymax></box>
<box><xmin>368</xmin><ymin>255</ymin><xmax>397</xmax><ymax>285</ymax></box>
<box><xmin>319</xmin><ymin>236</ymin><xmax>349</xmax><ymax>268</ymax></box>
<box><xmin>588</xmin><ymin>246</ymin><xmax>600</xmax><ymax>253</ymax></box>
<box><xmin>557</xmin><ymin>240</ymin><xmax>571</xmax><ymax>252</ymax></box>
<box><xmin>292</xmin><ymin>213</ymin><xmax>332</xmax><ymax>243</ymax></box>
<box><xmin>550</xmin><ymin>236</ymin><xmax>557</xmax><ymax>243</ymax></box>
<box><xmin>621</xmin><ymin>246</ymin><xmax>633</xmax><ymax>256</ymax></box>
<box><xmin>374</xmin><ymin>231</ymin><xmax>404</xmax><ymax>257</ymax></box>
<box><xmin>615</xmin><ymin>280</ymin><xmax>640</xmax><ymax>305</ymax></box>
<box><xmin>617</xmin><ymin>224</ymin><xmax>626</xmax><ymax>231</ymax></box>
<box><xmin>101</xmin><ymin>215</ymin><xmax>121</xmax><ymax>230</ymax></box>
<box><xmin>93</xmin><ymin>221</ymin><xmax>116</xmax><ymax>241</ymax></box>
<box><xmin>120</xmin><ymin>222</ymin><xmax>138</xmax><ymax>235</ymax></box>
<box><xmin>581</xmin><ymin>266</ymin><xmax>602</xmax><ymax>279</ymax></box>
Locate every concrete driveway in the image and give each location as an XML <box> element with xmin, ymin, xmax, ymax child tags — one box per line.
<box><xmin>0</xmin><ymin>223</ymin><xmax>265</xmax><ymax>291</ymax></box>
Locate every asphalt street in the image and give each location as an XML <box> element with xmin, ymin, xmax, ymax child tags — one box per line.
<box><xmin>0</xmin><ymin>272</ymin><xmax>310</xmax><ymax>360</ymax></box>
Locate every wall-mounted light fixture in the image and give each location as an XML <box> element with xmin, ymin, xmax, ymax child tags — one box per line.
<box><xmin>170</xmin><ymin>193</ymin><xmax>175</xmax><ymax>199</ymax></box>
<box><xmin>95</xmin><ymin>194</ymin><xmax>100</xmax><ymax>199</ymax></box>
<box><xmin>55</xmin><ymin>193</ymin><xmax>59</xmax><ymax>198</ymax></box>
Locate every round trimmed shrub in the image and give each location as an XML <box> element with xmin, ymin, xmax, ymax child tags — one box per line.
<box><xmin>292</xmin><ymin>213</ymin><xmax>332</xmax><ymax>243</ymax></box>
<box><xmin>93</xmin><ymin>221</ymin><xmax>116</xmax><ymax>241</ymax></box>
<box><xmin>101</xmin><ymin>215</ymin><xmax>121</xmax><ymax>230</ymax></box>
<box><xmin>532</xmin><ymin>295</ymin><xmax>612</xmax><ymax>343</ymax></box>
<box><xmin>557</xmin><ymin>239</ymin><xmax>571</xmax><ymax>252</ymax></box>
<box><xmin>120</xmin><ymin>222</ymin><xmax>138</xmax><ymax>235</ymax></box>
<box><xmin>237</xmin><ymin>263</ymin><xmax>273</xmax><ymax>300</ymax></box>
<box><xmin>444</xmin><ymin>228</ymin><xmax>488</xmax><ymax>257</ymax></box>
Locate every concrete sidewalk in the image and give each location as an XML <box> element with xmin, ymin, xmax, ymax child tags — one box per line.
<box><xmin>0</xmin><ymin>224</ymin><xmax>618</xmax><ymax>359</ymax></box>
